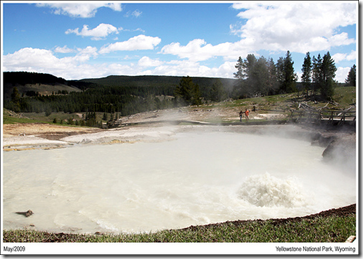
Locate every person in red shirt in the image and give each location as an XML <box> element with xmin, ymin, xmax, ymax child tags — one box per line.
<box><xmin>245</xmin><ymin>109</ymin><xmax>249</xmax><ymax>121</ymax></box>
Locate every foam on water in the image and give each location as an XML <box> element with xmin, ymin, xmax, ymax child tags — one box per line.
<box><xmin>3</xmin><ymin>131</ymin><xmax>356</xmax><ymax>234</ymax></box>
<box><xmin>238</xmin><ymin>173</ymin><xmax>308</xmax><ymax>207</ymax></box>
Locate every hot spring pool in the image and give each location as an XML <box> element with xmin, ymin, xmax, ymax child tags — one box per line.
<box><xmin>2</xmin><ymin>130</ymin><xmax>356</xmax><ymax>234</ymax></box>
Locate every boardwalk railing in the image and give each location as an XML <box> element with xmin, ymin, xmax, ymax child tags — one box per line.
<box><xmin>289</xmin><ymin>109</ymin><xmax>356</xmax><ymax>125</ymax></box>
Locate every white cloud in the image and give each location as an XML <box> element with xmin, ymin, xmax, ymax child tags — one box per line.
<box><xmin>54</xmin><ymin>45</ymin><xmax>75</xmax><ymax>53</ymax></box>
<box><xmin>124</xmin><ymin>10</ymin><xmax>142</xmax><ymax>18</ymax></box>
<box><xmin>3</xmin><ymin>46</ymin><xmax>237</xmax><ymax>80</ymax></box>
<box><xmin>160</xmin><ymin>39</ymin><xmax>253</xmax><ymax>62</ymax></box>
<box><xmin>138</xmin><ymin>56</ymin><xmax>163</xmax><ymax>67</ymax></box>
<box><xmin>231</xmin><ymin>2</ymin><xmax>356</xmax><ymax>53</ymax></box>
<box><xmin>36</xmin><ymin>3</ymin><xmax>122</xmax><ymax>18</ymax></box>
<box><xmin>3</xmin><ymin>47</ymin><xmax>99</xmax><ymax>78</ymax></box>
<box><xmin>99</xmin><ymin>35</ymin><xmax>161</xmax><ymax>54</ymax></box>
<box><xmin>336</xmin><ymin>67</ymin><xmax>351</xmax><ymax>83</ymax></box>
<box><xmin>3</xmin><ymin>48</ymin><xmax>65</xmax><ymax>71</ymax></box>
<box><xmin>332</xmin><ymin>50</ymin><xmax>357</xmax><ymax>63</ymax></box>
<box><xmin>346</xmin><ymin>50</ymin><xmax>357</xmax><ymax>61</ymax></box>
<box><xmin>132</xmin><ymin>10</ymin><xmax>142</xmax><ymax>17</ymax></box>
<box><xmin>138</xmin><ymin>60</ymin><xmax>236</xmax><ymax>79</ymax></box>
<box><xmin>119</xmin><ymin>27</ymin><xmax>145</xmax><ymax>33</ymax></box>
<box><xmin>65</xmin><ymin>23</ymin><xmax>119</xmax><ymax>40</ymax></box>
<box><xmin>160</xmin><ymin>2</ymin><xmax>356</xmax><ymax>64</ymax></box>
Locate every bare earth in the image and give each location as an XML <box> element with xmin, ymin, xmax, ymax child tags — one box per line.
<box><xmin>2</xmin><ymin>107</ymin><xmax>282</xmax><ymax>150</ymax></box>
<box><xmin>2</xmin><ymin>106</ymin><xmax>355</xmax><ymax>151</ymax></box>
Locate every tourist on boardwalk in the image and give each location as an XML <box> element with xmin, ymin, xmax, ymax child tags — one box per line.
<box><xmin>239</xmin><ymin>110</ymin><xmax>243</xmax><ymax>122</ymax></box>
<box><xmin>245</xmin><ymin>109</ymin><xmax>250</xmax><ymax>121</ymax></box>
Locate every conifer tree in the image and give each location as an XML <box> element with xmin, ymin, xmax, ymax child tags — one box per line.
<box><xmin>313</xmin><ymin>52</ymin><xmax>336</xmax><ymax>100</ymax></box>
<box><xmin>234</xmin><ymin>56</ymin><xmax>244</xmax><ymax>80</ymax></box>
<box><xmin>175</xmin><ymin>76</ymin><xmax>201</xmax><ymax>106</ymax></box>
<box><xmin>282</xmin><ymin>51</ymin><xmax>297</xmax><ymax>93</ymax></box>
<box><xmin>320</xmin><ymin>52</ymin><xmax>336</xmax><ymax>100</ymax></box>
<box><xmin>345</xmin><ymin>64</ymin><xmax>356</xmax><ymax>86</ymax></box>
<box><xmin>301</xmin><ymin>52</ymin><xmax>312</xmax><ymax>97</ymax></box>
<box><xmin>312</xmin><ymin>54</ymin><xmax>323</xmax><ymax>95</ymax></box>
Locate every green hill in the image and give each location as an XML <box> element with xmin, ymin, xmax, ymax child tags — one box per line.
<box><xmin>81</xmin><ymin>75</ymin><xmax>236</xmax><ymax>92</ymax></box>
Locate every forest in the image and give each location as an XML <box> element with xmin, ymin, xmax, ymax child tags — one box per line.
<box><xmin>3</xmin><ymin>50</ymin><xmax>355</xmax><ymax>127</ymax></box>
<box><xmin>3</xmin><ymin>72</ymin><xmax>235</xmax><ymax>119</ymax></box>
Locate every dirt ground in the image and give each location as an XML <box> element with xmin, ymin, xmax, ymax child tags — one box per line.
<box><xmin>3</xmin><ymin>123</ymin><xmax>101</xmax><ymax>139</ymax></box>
<box><xmin>183</xmin><ymin>204</ymin><xmax>356</xmax><ymax>229</ymax></box>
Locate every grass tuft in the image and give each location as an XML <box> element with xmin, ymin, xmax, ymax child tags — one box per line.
<box><xmin>3</xmin><ymin>214</ymin><xmax>355</xmax><ymax>243</ymax></box>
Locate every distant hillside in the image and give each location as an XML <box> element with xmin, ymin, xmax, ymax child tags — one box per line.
<box><xmin>81</xmin><ymin>75</ymin><xmax>236</xmax><ymax>94</ymax></box>
<box><xmin>3</xmin><ymin>72</ymin><xmax>236</xmax><ymax>99</ymax></box>
<box><xmin>3</xmin><ymin>72</ymin><xmax>97</xmax><ymax>99</ymax></box>
<box><xmin>3</xmin><ymin>71</ymin><xmax>237</xmax><ymax>117</ymax></box>
<box><xmin>4</xmin><ymin>71</ymin><xmax>67</xmax><ymax>85</ymax></box>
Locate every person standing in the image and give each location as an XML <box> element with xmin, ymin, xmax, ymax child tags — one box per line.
<box><xmin>239</xmin><ymin>110</ymin><xmax>243</xmax><ymax>122</ymax></box>
<box><xmin>245</xmin><ymin>109</ymin><xmax>250</xmax><ymax>121</ymax></box>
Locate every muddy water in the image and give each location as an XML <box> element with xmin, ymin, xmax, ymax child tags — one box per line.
<box><xmin>3</xmin><ymin>131</ymin><xmax>356</xmax><ymax>234</ymax></box>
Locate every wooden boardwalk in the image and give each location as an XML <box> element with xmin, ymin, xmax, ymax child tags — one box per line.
<box><xmin>289</xmin><ymin>109</ymin><xmax>356</xmax><ymax>125</ymax></box>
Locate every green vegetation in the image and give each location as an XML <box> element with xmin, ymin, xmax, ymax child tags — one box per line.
<box><xmin>3</xmin><ymin>214</ymin><xmax>355</xmax><ymax>243</ymax></box>
<box><xmin>174</xmin><ymin>76</ymin><xmax>202</xmax><ymax>106</ymax></box>
<box><xmin>3</xmin><ymin>86</ymin><xmax>356</xmax><ymax>126</ymax></box>
<box><xmin>3</xmin><ymin>55</ymin><xmax>354</xmax><ymax>126</ymax></box>
<box><xmin>3</xmin><ymin>115</ymin><xmax>43</xmax><ymax>125</ymax></box>
<box><xmin>345</xmin><ymin>65</ymin><xmax>356</xmax><ymax>87</ymax></box>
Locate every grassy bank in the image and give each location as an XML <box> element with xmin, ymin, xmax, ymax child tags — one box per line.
<box><xmin>3</xmin><ymin>211</ymin><xmax>355</xmax><ymax>243</ymax></box>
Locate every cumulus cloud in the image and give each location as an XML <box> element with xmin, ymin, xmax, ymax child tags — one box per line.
<box><xmin>36</xmin><ymin>3</ymin><xmax>122</xmax><ymax>18</ymax></box>
<box><xmin>54</xmin><ymin>45</ymin><xmax>75</xmax><ymax>53</ymax></box>
<box><xmin>137</xmin><ymin>60</ymin><xmax>236</xmax><ymax>78</ymax></box>
<box><xmin>332</xmin><ymin>50</ymin><xmax>357</xmax><ymax>63</ymax></box>
<box><xmin>99</xmin><ymin>35</ymin><xmax>161</xmax><ymax>54</ymax></box>
<box><xmin>66</xmin><ymin>23</ymin><xmax>119</xmax><ymax>40</ymax></box>
<box><xmin>160</xmin><ymin>2</ymin><xmax>356</xmax><ymax>64</ymax></box>
<box><xmin>3</xmin><ymin>46</ymin><xmax>237</xmax><ymax>80</ymax></box>
<box><xmin>160</xmin><ymin>38</ymin><xmax>253</xmax><ymax>62</ymax></box>
<box><xmin>336</xmin><ymin>67</ymin><xmax>351</xmax><ymax>83</ymax></box>
<box><xmin>138</xmin><ymin>56</ymin><xmax>164</xmax><ymax>67</ymax></box>
<box><xmin>3</xmin><ymin>47</ymin><xmax>99</xmax><ymax>78</ymax></box>
<box><xmin>231</xmin><ymin>2</ymin><xmax>356</xmax><ymax>53</ymax></box>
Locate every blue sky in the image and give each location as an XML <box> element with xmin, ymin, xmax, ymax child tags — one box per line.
<box><xmin>2</xmin><ymin>1</ymin><xmax>358</xmax><ymax>82</ymax></box>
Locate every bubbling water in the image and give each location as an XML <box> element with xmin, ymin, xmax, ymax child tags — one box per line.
<box><xmin>2</xmin><ymin>130</ymin><xmax>356</xmax><ymax>234</ymax></box>
<box><xmin>238</xmin><ymin>173</ymin><xmax>307</xmax><ymax>208</ymax></box>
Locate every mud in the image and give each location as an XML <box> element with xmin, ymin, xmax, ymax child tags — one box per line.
<box><xmin>183</xmin><ymin>204</ymin><xmax>356</xmax><ymax>230</ymax></box>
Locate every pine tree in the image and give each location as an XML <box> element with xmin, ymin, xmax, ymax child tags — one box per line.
<box><xmin>345</xmin><ymin>64</ymin><xmax>356</xmax><ymax>86</ymax></box>
<box><xmin>232</xmin><ymin>56</ymin><xmax>246</xmax><ymax>99</ymax></box>
<box><xmin>210</xmin><ymin>79</ymin><xmax>227</xmax><ymax>102</ymax></box>
<box><xmin>267</xmin><ymin>58</ymin><xmax>279</xmax><ymax>95</ymax></box>
<box><xmin>301</xmin><ymin>52</ymin><xmax>312</xmax><ymax>97</ymax></box>
<box><xmin>11</xmin><ymin>87</ymin><xmax>21</xmax><ymax>112</ymax></box>
<box><xmin>175</xmin><ymin>76</ymin><xmax>201</xmax><ymax>106</ymax></box>
<box><xmin>312</xmin><ymin>54</ymin><xmax>323</xmax><ymax>96</ymax></box>
<box><xmin>102</xmin><ymin>112</ymin><xmax>108</xmax><ymax>121</ymax></box>
<box><xmin>234</xmin><ymin>57</ymin><xmax>244</xmax><ymax>80</ymax></box>
<box><xmin>275</xmin><ymin>51</ymin><xmax>297</xmax><ymax>93</ymax></box>
<box><xmin>312</xmin><ymin>52</ymin><xmax>337</xmax><ymax>100</ymax></box>
<box><xmin>320</xmin><ymin>52</ymin><xmax>336</xmax><ymax>100</ymax></box>
<box><xmin>282</xmin><ymin>51</ymin><xmax>297</xmax><ymax>93</ymax></box>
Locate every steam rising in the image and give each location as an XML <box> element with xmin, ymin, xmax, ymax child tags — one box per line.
<box><xmin>3</xmin><ymin>128</ymin><xmax>356</xmax><ymax>234</ymax></box>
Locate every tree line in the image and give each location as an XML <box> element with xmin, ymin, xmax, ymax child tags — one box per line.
<box><xmin>232</xmin><ymin>50</ymin><xmax>355</xmax><ymax>101</ymax></box>
<box><xmin>3</xmin><ymin>51</ymin><xmax>355</xmax><ymax>127</ymax></box>
<box><xmin>3</xmin><ymin>72</ymin><xmax>233</xmax><ymax>118</ymax></box>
